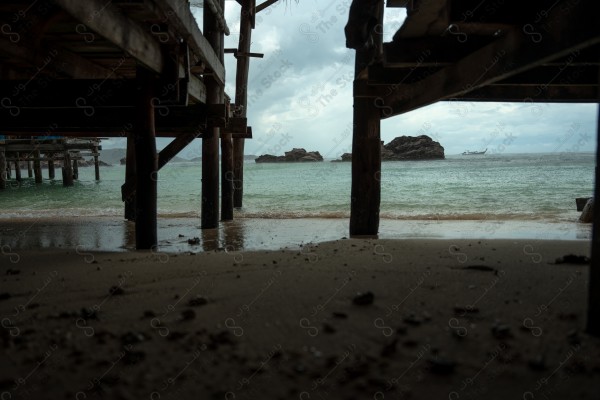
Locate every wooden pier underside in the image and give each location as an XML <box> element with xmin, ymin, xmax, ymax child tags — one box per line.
<box><xmin>0</xmin><ymin>0</ymin><xmax>254</xmax><ymax>249</ymax></box>
<box><xmin>346</xmin><ymin>0</ymin><xmax>599</xmax><ymax>334</ymax></box>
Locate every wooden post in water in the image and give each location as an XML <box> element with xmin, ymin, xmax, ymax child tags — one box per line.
<box><xmin>33</xmin><ymin>150</ymin><xmax>42</xmax><ymax>184</ymax></box>
<box><xmin>94</xmin><ymin>146</ymin><xmax>100</xmax><ymax>181</ymax></box>
<box><xmin>62</xmin><ymin>151</ymin><xmax>74</xmax><ymax>187</ymax></box>
<box><xmin>48</xmin><ymin>153</ymin><xmax>55</xmax><ymax>179</ymax></box>
<box><xmin>5</xmin><ymin>156</ymin><xmax>11</xmax><ymax>180</ymax></box>
<box><xmin>587</xmin><ymin>103</ymin><xmax>600</xmax><ymax>336</ymax></box>
<box><xmin>14</xmin><ymin>152</ymin><xmax>21</xmax><ymax>182</ymax></box>
<box><xmin>202</xmin><ymin>1</ymin><xmax>224</xmax><ymax>228</ymax></box>
<box><xmin>221</xmin><ymin>132</ymin><xmax>234</xmax><ymax>220</ymax></box>
<box><xmin>27</xmin><ymin>160</ymin><xmax>32</xmax><ymax>177</ymax></box>
<box><xmin>124</xmin><ymin>133</ymin><xmax>136</xmax><ymax>221</ymax></box>
<box><xmin>72</xmin><ymin>158</ymin><xmax>79</xmax><ymax>180</ymax></box>
<box><xmin>0</xmin><ymin>148</ymin><xmax>6</xmax><ymax>189</ymax></box>
<box><xmin>134</xmin><ymin>66</ymin><xmax>158</xmax><ymax>249</ymax></box>
<box><xmin>233</xmin><ymin>0</ymin><xmax>253</xmax><ymax>208</ymax></box>
<box><xmin>349</xmin><ymin>1</ymin><xmax>384</xmax><ymax>236</ymax></box>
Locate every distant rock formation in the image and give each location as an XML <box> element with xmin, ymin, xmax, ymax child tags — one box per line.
<box><xmin>382</xmin><ymin>135</ymin><xmax>444</xmax><ymax>160</ymax></box>
<box><xmin>333</xmin><ymin>135</ymin><xmax>444</xmax><ymax>161</ymax></box>
<box><xmin>332</xmin><ymin>153</ymin><xmax>352</xmax><ymax>162</ymax></box>
<box><xmin>255</xmin><ymin>148</ymin><xmax>324</xmax><ymax>163</ymax></box>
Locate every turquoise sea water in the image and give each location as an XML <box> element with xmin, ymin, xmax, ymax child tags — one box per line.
<box><xmin>0</xmin><ymin>152</ymin><xmax>594</xmax><ymax>222</ymax></box>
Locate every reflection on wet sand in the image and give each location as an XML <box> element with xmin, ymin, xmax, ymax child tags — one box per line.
<box><xmin>0</xmin><ymin>217</ymin><xmax>591</xmax><ymax>253</ymax></box>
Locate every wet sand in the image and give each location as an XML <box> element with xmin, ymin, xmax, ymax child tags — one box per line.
<box><xmin>0</xmin><ymin>216</ymin><xmax>592</xmax><ymax>252</ymax></box>
<box><xmin>1</xmin><ymin>239</ymin><xmax>599</xmax><ymax>399</ymax></box>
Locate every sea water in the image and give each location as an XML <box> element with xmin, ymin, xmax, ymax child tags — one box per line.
<box><xmin>0</xmin><ymin>152</ymin><xmax>594</xmax><ymax>222</ymax></box>
<box><xmin>0</xmin><ymin>152</ymin><xmax>594</xmax><ymax>250</ymax></box>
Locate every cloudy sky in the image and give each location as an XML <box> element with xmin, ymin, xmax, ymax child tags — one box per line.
<box><xmin>104</xmin><ymin>0</ymin><xmax>598</xmax><ymax>158</ymax></box>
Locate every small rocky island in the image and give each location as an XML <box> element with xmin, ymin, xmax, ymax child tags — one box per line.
<box><xmin>255</xmin><ymin>148</ymin><xmax>324</xmax><ymax>163</ymax></box>
<box><xmin>334</xmin><ymin>135</ymin><xmax>444</xmax><ymax>161</ymax></box>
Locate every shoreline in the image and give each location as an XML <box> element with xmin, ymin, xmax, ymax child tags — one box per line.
<box><xmin>0</xmin><ymin>216</ymin><xmax>592</xmax><ymax>252</ymax></box>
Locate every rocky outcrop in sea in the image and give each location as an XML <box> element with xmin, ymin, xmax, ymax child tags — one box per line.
<box><xmin>333</xmin><ymin>135</ymin><xmax>444</xmax><ymax>161</ymax></box>
<box><xmin>255</xmin><ymin>148</ymin><xmax>323</xmax><ymax>163</ymax></box>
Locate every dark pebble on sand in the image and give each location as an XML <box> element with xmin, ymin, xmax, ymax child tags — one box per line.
<box><xmin>555</xmin><ymin>254</ymin><xmax>590</xmax><ymax>264</ymax></box>
<box><xmin>528</xmin><ymin>355</ymin><xmax>547</xmax><ymax>371</ymax></box>
<box><xmin>0</xmin><ymin>293</ymin><xmax>10</xmax><ymax>301</ymax></box>
<box><xmin>188</xmin><ymin>296</ymin><xmax>208</xmax><ymax>307</ymax></box>
<box><xmin>109</xmin><ymin>286</ymin><xmax>124</xmax><ymax>295</ymax></box>
<box><xmin>453</xmin><ymin>305</ymin><xmax>479</xmax><ymax>315</ymax></box>
<box><xmin>121</xmin><ymin>331</ymin><xmax>149</xmax><ymax>345</ymax></box>
<box><xmin>181</xmin><ymin>309</ymin><xmax>196</xmax><ymax>321</ymax></box>
<box><xmin>491</xmin><ymin>324</ymin><xmax>512</xmax><ymax>340</ymax></box>
<box><xmin>142</xmin><ymin>310</ymin><xmax>156</xmax><ymax>318</ymax></box>
<box><xmin>188</xmin><ymin>237</ymin><xmax>200</xmax><ymax>245</ymax></box>
<box><xmin>178</xmin><ymin>234</ymin><xmax>185</xmax><ymax>238</ymax></box>
<box><xmin>428</xmin><ymin>357</ymin><xmax>457</xmax><ymax>375</ymax></box>
<box><xmin>323</xmin><ymin>323</ymin><xmax>336</xmax><ymax>334</ymax></box>
<box><xmin>332</xmin><ymin>312</ymin><xmax>348</xmax><ymax>319</ymax></box>
<box><xmin>381</xmin><ymin>338</ymin><xmax>398</xmax><ymax>357</ymax></box>
<box><xmin>403</xmin><ymin>314</ymin><xmax>421</xmax><ymax>326</ymax></box>
<box><xmin>352</xmin><ymin>292</ymin><xmax>374</xmax><ymax>306</ymax></box>
<box><xmin>123</xmin><ymin>350</ymin><xmax>146</xmax><ymax>365</ymax></box>
<box><xmin>5</xmin><ymin>269</ymin><xmax>20</xmax><ymax>275</ymax></box>
<box><xmin>80</xmin><ymin>308</ymin><xmax>98</xmax><ymax>320</ymax></box>
<box><xmin>567</xmin><ymin>330</ymin><xmax>581</xmax><ymax>345</ymax></box>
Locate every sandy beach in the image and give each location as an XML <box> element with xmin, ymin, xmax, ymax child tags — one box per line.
<box><xmin>1</xmin><ymin>238</ymin><xmax>598</xmax><ymax>399</ymax></box>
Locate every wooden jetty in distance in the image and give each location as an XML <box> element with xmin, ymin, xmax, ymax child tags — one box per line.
<box><xmin>0</xmin><ymin>0</ymin><xmax>265</xmax><ymax>249</ymax></box>
<box><xmin>0</xmin><ymin>137</ymin><xmax>102</xmax><ymax>186</ymax></box>
<box><xmin>344</xmin><ymin>0</ymin><xmax>599</xmax><ymax>334</ymax></box>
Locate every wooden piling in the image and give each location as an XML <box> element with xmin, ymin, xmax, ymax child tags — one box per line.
<box><xmin>6</xmin><ymin>157</ymin><xmax>11</xmax><ymax>180</ymax></box>
<box><xmin>33</xmin><ymin>150</ymin><xmax>42</xmax><ymax>184</ymax></box>
<box><xmin>349</xmin><ymin>1</ymin><xmax>384</xmax><ymax>236</ymax></box>
<box><xmin>14</xmin><ymin>152</ymin><xmax>21</xmax><ymax>182</ymax></box>
<box><xmin>27</xmin><ymin>160</ymin><xmax>32</xmax><ymax>177</ymax></box>
<box><xmin>48</xmin><ymin>153</ymin><xmax>55</xmax><ymax>179</ymax></box>
<box><xmin>587</xmin><ymin>103</ymin><xmax>600</xmax><ymax>336</ymax></box>
<box><xmin>124</xmin><ymin>133</ymin><xmax>136</xmax><ymax>221</ymax></box>
<box><xmin>134</xmin><ymin>66</ymin><xmax>158</xmax><ymax>249</ymax></box>
<box><xmin>72</xmin><ymin>158</ymin><xmax>79</xmax><ymax>180</ymax></box>
<box><xmin>201</xmin><ymin>1</ymin><xmax>224</xmax><ymax>229</ymax></box>
<box><xmin>62</xmin><ymin>151</ymin><xmax>74</xmax><ymax>187</ymax></box>
<box><xmin>233</xmin><ymin>0</ymin><xmax>254</xmax><ymax>208</ymax></box>
<box><xmin>221</xmin><ymin>135</ymin><xmax>234</xmax><ymax>220</ymax></box>
<box><xmin>0</xmin><ymin>149</ymin><xmax>6</xmax><ymax>189</ymax></box>
<box><xmin>94</xmin><ymin>146</ymin><xmax>100</xmax><ymax>181</ymax></box>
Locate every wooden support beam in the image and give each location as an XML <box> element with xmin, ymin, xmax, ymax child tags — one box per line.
<box><xmin>121</xmin><ymin>130</ymin><xmax>201</xmax><ymax>207</ymax></box>
<box><xmin>5</xmin><ymin>158</ymin><xmax>11</xmax><ymax>180</ymax></box>
<box><xmin>201</xmin><ymin>0</ymin><xmax>224</xmax><ymax>229</ymax></box>
<box><xmin>33</xmin><ymin>150</ymin><xmax>42</xmax><ymax>184</ymax></box>
<box><xmin>256</xmin><ymin>0</ymin><xmax>277</xmax><ymax>13</ymax></box>
<box><xmin>451</xmin><ymin>85</ymin><xmax>600</xmax><ymax>103</ymax></box>
<box><xmin>124</xmin><ymin>133</ymin><xmax>136</xmax><ymax>221</ymax></box>
<box><xmin>350</xmin><ymin>1</ymin><xmax>383</xmax><ymax>236</ymax></box>
<box><xmin>156</xmin><ymin>0</ymin><xmax>226</xmax><ymax>85</ymax></box>
<box><xmin>14</xmin><ymin>152</ymin><xmax>21</xmax><ymax>182</ymax></box>
<box><xmin>0</xmin><ymin>37</ymin><xmax>124</xmax><ymax>80</ymax></box>
<box><xmin>233</xmin><ymin>0</ymin><xmax>253</xmax><ymax>208</ymax></box>
<box><xmin>53</xmin><ymin>0</ymin><xmax>164</xmax><ymax>73</ymax></box>
<box><xmin>587</xmin><ymin>75</ymin><xmax>600</xmax><ymax>335</ymax></box>
<box><xmin>62</xmin><ymin>151</ymin><xmax>73</xmax><ymax>187</ymax></box>
<box><xmin>27</xmin><ymin>160</ymin><xmax>33</xmax><ymax>178</ymax></box>
<box><xmin>72</xmin><ymin>157</ymin><xmax>79</xmax><ymax>180</ymax></box>
<box><xmin>94</xmin><ymin>147</ymin><xmax>100</xmax><ymax>181</ymax></box>
<box><xmin>0</xmin><ymin>149</ymin><xmax>5</xmax><ymax>190</ymax></box>
<box><xmin>221</xmin><ymin>134</ymin><xmax>234</xmax><ymax>220</ymax></box>
<box><xmin>380</xmin><ymin>1</ymin><xmax>600</xmax><ymax>118</ymax></box>
<box><xmin>134</xmin><ymin>66</ymin><xmax>158</xmax><ymax>249</ymax></box>
<box><xmin>48</xmin><ymin>154</ymin><xmax>55</xmax><ymax>180</ymax></box>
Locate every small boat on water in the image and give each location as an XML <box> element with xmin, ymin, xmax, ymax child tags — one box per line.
<box><xmin>462</xmin><ymin>149</ymin><xmax>487</xmax><ymax>155</ymax></box>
